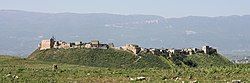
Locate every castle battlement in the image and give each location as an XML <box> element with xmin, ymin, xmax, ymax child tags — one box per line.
<box><xmin>39</xmin><ymin>37</ymin><xmax>217</xmax><ymax>56</ymax></box>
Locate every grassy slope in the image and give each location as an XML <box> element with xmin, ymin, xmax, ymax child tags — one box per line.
<box><xmin>182</xmin><ymin>53</ymin><xmax>233</xmax><ymax>67</ymax></box>
<box><xmin>1</xmin><ymin>55</ymin><xmax>250</xmax><ymax>82</ymax></box>
<box><xmin>28</xmin><ymin>48</ymin><xmax>172</xmax><ymax>69</ymax></box>
<box><xmin>29</xmin><ymin>48</ymin><xmax>234</xmax><ymax>69</ymax></box>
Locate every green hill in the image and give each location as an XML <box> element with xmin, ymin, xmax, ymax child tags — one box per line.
<box><xmin>28</xmin><ymin>48</ymin><xmax>232</xmax><ymax>68</ymax></box>
<box><xmin>1</xmin><ymin>55</ymin><xmax>250</xmax><ymax>82</ymax></box>
<box><xmin>169</xmin><ymin>53</ymin><xmax>233</xmax><ymax>68</ymax></box>
<box><xmin>182</xmin><ymin>53</ymin><xmax>233</xmax><ymax>67</ymax></box>
<box><xmin>28</xmin><ymin>48</ymin><xmax>173</xmax><ymax>69</ymax></box>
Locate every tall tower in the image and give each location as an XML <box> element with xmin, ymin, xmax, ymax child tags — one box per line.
<box><xmin>39</xmin><ymin>37</ymin><xmax>55</xmax><ymax>50</ymax></box>
<box><xmin>202</xmin><ymin>46</ymin><xmax>209</xmax><ymax>54</ymax></box>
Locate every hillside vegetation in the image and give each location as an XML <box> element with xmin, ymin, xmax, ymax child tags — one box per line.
<box><xmin>173</xmin><ymin>53</ymin><xmax>233</xmax><ymax>67</ymax></box>
<box><xmin>29</xmin><ymin>48</ymin><xmax>232</xmax><ymax>69</ymax></box>
<box><xmin>29</xmin><ymin>48</ymin><xmax>173</xmax><ymax>69</ymax></box>
<box><xmin>1</xmin><ymin>55</ymin><xmax>250</xmax><ymax>82</ymax></box>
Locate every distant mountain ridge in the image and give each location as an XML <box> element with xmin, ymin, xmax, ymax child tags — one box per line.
<box><xmin>0</xmin><ymin>10</ymin><xmax>250</xmax><ymax>57</ymax></box>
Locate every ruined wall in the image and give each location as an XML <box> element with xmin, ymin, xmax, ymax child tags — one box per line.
<box><xmin>202</xmin><ymin>46</ymin><xmax>217</xmax><ymax>54</ymax></box>
<box><xmin>122</xmin><ymin>44</ymin><xmax>141</xmax><ymax>54</ymax></box>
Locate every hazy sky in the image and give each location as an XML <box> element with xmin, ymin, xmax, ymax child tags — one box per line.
<box><xmin>0</xmin><ymin>0</ymin><xmax>249</xmax><ymax>17</ymax></box>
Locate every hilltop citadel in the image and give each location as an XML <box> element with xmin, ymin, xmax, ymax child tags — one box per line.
<box><xmin>39</xmin><ymin>37</ymin><xmax>217</xmax><ymax>57</ymax></box>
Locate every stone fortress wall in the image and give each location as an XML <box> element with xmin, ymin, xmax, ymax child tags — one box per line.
<box><xmin>39</xmin><ymin>37</ymin><xmax>217</xmax><ymax>56</ymax></box>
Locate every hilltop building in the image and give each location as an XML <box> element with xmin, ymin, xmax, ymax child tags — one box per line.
<box><xmin>39</xmin><ymin>37</ymin><xmax>111</xmax><ymax>50</ymax></box>
<box><xmin>39</xmin><ymin>37</ymin><xmax>55</xmax><ymax>50</ymax></box>
<box><xmin>121</xmin><ymin>44</ymin><xmax>141</xmax><ymax>54</ymax></box>
<box><xmin>54</xmin><ymin>41</ymin><xmax>70</xmax><ymax>49</ymax></box>
<box><xmin>85</xmin><ymin>40</ymin><xmax>109</xmax><ymax>49</ymax></box>
<box><xmin>38</xmin><ymin>37</ymin><xmax>218</xmax><ymax>57</ymax></box>
<box><xmin>202</xmin><ymin>46</ymin><xmax>217</xmax><ymax>55</ymax></box>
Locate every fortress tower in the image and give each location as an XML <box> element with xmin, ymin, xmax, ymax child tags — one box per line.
<box><xmin>39</xmin><ymin>37</ymin><xmax>55</xmax><ymax>50</ymax></box>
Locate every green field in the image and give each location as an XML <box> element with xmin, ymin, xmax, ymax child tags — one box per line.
<box><xmin>0</xmin><ymin>48</ymin><xmax>250</xmax><ymax>82</ymax></box>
